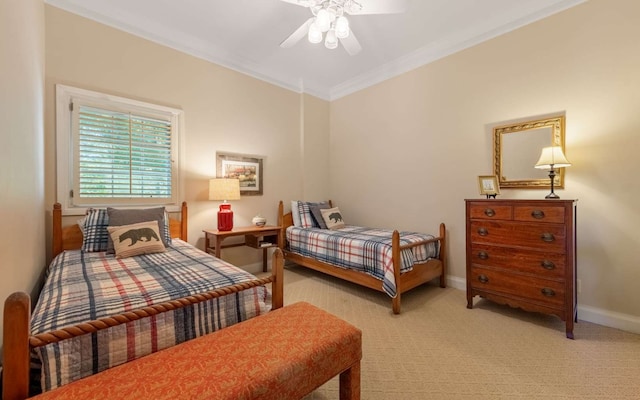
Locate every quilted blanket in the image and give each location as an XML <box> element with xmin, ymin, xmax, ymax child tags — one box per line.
<box><xmin>286</xmin><ymin>226</ymin><xmax>439</xmax><ymax>297</ymax></box>
<box><xmin>31</xmin><ymin>239</ymin><xmax>271</xmax><ymax>392</ymax></box>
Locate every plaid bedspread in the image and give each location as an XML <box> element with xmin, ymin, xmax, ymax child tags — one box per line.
<box><xmin>286</xmin><ymin>226</ymin><xmax>439</xmax><ymax>297</ymax></box>
<box><xmin>30</xmin><ymin>239</ymin><xmax>271</xmax><ymax>392</ymax></box>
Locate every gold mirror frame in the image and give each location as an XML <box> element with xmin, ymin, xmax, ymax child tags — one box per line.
<box><xmin>493</xmin><ymin>115</ymin><xmax>566</xmax><ymax>189</ymax></box>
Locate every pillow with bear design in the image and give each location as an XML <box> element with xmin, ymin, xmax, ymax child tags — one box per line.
<box><xmin>106</xmin><ymin>207</ymin><xmax>170</xmax><ymax>253</ymax></box>
<box><xmin>107</xmin><ymin>221</ymin><xmax>166</xmax><ymax>259</ymax></box>
<box><xmin>320</xmin><ymin>207</ymin><xmax>346</xmax><ymax>230</ymax></box>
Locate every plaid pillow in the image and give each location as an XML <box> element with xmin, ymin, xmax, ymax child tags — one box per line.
<box><xmin>297</xmin><ymin>201</ymin><xmax>329</xmax><ymax>228</ymax></box>
<box><xmin>81</xmin><ymin>208</ymin><xmax>109</xmax><ymax>252</ymax></box>
<box><xmin>163</xmin><ymin>210</ymin><xmax>172</xmax><ymax>244</ymax></box>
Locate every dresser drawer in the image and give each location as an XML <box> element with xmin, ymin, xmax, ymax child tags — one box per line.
<box><xmin>470</xmin><ymin>267</ymin><xmax>565</xmax><ymax>307</ymax></box>
<box><xmin>514</xmin><ymin>205</ymin><xmax>565</xmax><ymax>224</ymax></box>
<box><xmin>468</xmin><ymin>203</ymin><xmax>512</xmax><ymax>220</ymax></box>
<box><xmin>470</xmin><ymin>244</ymin><xmax>566</xmax><ymax>278</ymax></box>
<box><xmin>470</xmin><ymin>221</ymin><xmax>566</xmax><ymax>252</ymax></box>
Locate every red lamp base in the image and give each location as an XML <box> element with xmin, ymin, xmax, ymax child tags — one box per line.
<box><xmin>217</xmin><ymin>203</ymin><xmax>234</xmax><ymax>231</ymax></box>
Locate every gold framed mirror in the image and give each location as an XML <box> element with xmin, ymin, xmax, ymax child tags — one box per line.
<box><xmin>493</xmin><ymin>115</ymin><xmax>566</xmax><ymax>189</ymax></box>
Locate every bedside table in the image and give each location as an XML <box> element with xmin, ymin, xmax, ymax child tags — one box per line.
<box><xmin>203</xmin><ymin>225</ymin><xmax>282</xmax><ymax>272</ymax></box>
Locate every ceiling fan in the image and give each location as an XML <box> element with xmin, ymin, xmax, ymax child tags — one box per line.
<box><xmin>280</xmin><ymin>0</ymin><xmax>407</xmax><ymax>55</ymax></box>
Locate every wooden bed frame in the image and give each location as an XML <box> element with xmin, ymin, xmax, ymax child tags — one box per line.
<box><xmin>277</xmin><ymin>201</ymin><xmax>446</xmax><ymax>314</ymax></box>
<box><xmin>3</xmin><ymin>202</ymin><xmax>284</xmax><ymax>400</ymax></box>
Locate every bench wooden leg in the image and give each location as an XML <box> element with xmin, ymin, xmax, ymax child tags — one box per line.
<box><xmin>339</xmin><ymin>361</ymin><xmax>361</xmax><ymax>400</ymax></box>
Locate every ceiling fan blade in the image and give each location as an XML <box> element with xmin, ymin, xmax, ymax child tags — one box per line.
<box><xmin>347</xmin><ymin>0</ymin><xmax>407</xmax><ymax>15</ymax></box>
<box><xmin>280</xmin><ymin>18</ymin><xmax>314</xmax><ymax>48</ymax></box>
<box><xmin>340</xmin><ymin>31</ymin><xmax>362</xmax><ymax>56</ymax></box>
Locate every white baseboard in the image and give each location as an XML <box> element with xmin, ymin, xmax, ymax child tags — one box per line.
<box><xmin>445</xmin><ymin>275</ymin><xmax>640</xmax><ymax>335</ymax></box>
<box><xmin>577</xmin><ymin>305</ymin><xmax>640</xmax><ymax>335</ymax></box>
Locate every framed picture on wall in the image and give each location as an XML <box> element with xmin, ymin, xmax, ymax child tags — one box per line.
<box><xmin>216</xmin><ymin>152</ymin><xmax>264</xmax><ymax>196</ymax></box>
<box><xmin>478</xmin><ymin>175</ymin><xmax>500</xmax><ymax>198</ymax></box>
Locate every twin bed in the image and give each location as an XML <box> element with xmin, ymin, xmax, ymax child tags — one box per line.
<box><xmin>277</xmin><ymin>200</ymin><xmax>447</xmax><ymax>314</ymax></box>
<box><xmin>3</xmin><ymin>202</ymin><xmax>283</xmax><ymax>399</ymax></box>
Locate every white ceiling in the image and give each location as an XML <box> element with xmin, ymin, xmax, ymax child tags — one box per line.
<box><xmin>45</xmin><ymin>0</ymin><xmax>585</xmax><ymax>100</ymax></box>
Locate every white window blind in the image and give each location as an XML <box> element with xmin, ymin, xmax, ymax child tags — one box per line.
<box><xmin>76</xmin><ymin>105</ymin><xmax>172</xmax><ymax>199</ymax></box>
<box><xmin>56</xmin><ymin>84</ymin><xmax>183</xmax><ymax>214</ymax></box>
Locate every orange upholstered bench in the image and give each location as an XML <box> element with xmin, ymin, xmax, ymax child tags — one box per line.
<box><xmin>30</xmin><ymin>302</ymin><xmax>362</xmax><ymax>400</ymax></box>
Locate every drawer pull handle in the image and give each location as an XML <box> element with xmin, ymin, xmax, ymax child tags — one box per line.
<box><xmin>478</xmin><ymin>228</ymin><xmax>488</xmax><ymax>236</ymax></box>
<box><xmin>531</xmin><ymin>210</ymin><xmax>545</xmax><ymax>219</ymax></box>
<box><xmin>541</xmin><ymin>288</ymin><xmax>556</xmax><ymax>297</ymax></box>
<box><xmin>484</xmin><ymin>208</ymin><xmax>496</xmax><ymax>217</ymax></box>
<box><xmin>541</xmin><ymin>260</ymin><xmax>556</xmax><ymax>270</ymax></box>
<box><xmin>477</xmin><ymin>251</ymin><xmax>489</xmax><ymax>260</ymax></box>
<box><xmin>541</xmin><ymin>233</ymin><xmax>555</xmax><ymax>242</ymax></box>
<box><xmin>478</xmin><ymin>275</ymin><xmax>489</xmax><ymax>284</ymax></box>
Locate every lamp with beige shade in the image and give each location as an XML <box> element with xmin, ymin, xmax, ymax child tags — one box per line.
<box><xmin>209</xmin><ymin>178</ymin><xmax>241</xmax><ymax>231</ymax></box>
<box><xmin>534</xmin><ymin>146</ymin><xmax>571</xmax><ymax>199</ymax></box>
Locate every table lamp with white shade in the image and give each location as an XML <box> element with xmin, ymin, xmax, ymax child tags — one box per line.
<box><xmin>534</xmin><ymin>146</ymin><xmax>571</xmax><ymax>199</ymax></box>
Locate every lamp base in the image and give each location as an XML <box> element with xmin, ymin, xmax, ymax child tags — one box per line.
<box><xmin>545</xmin><ymin>168</ymin><xmax>560</xmax><ymax>200</ymax></box>
<box><xmin>217</xmin><ymin>203</ymin><xmax>234</xmax><ymax>231</ymax></box>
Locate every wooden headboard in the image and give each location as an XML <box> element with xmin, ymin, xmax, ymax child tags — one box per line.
<box><xmin>52</xmin><ymin>202</ymin><xmax>188</xmax><ymax>258</ymax></box>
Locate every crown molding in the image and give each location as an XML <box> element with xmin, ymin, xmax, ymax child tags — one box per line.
<box><xmin>44</xmin><ymin>0</ymin><xmax>317</xmax><ymax>97</ymax></box>
<box><xmin>46</xmin><ymin>0</ymin><xmax>586</xmax><ymax>103</ymax></box>
<box><xmin>329</xmin><ymin>0</ymin><xmax>588</xmax><ymax>100</ymax></box>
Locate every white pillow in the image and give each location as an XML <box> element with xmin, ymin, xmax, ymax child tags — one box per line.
<box><xmin>291</xmin><ymin>200</ymin><xmax>302</xmax><ymax>227</ymax></box>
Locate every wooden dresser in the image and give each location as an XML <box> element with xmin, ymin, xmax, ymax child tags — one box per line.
<box><xmin>465</xmin><ymin>199</ymin><xmax>577</xmax><ymax>338</ymax></box>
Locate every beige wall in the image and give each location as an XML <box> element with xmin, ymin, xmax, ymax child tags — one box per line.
<box><xmin>302</xmin><ymin>94</ymin><xmax>331</xmax><ymax>199</ymax></box>
<box><xmin>0</xmin><ymin>0</ymin><xmax>46</xmax><ymax>349</ymax></box>
<box><xmin>331</xmin><ymin>0</ymin><xmax>640</xmax><ymax>330</ymax></box>
<box><xmin>43</xmin><ymin>6</ymin><xmax>331</xmax><ymax>274</ymax></box>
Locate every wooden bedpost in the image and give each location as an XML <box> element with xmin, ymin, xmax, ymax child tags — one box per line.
<box><xmin>277</xmin><ymin>201</ymin><xmax>284</xmax><ymax>250</ymax></box>
<box><xmin>439</xmin><ymin>223</ymin><xmax>447</xmax><ymax>288</ymax></box>
<box><xmin>180</xmin><ymin>201</ymin><xmax>188</xmax><ymax>241</ymax></box>
<box><xmin>3</xmin><ymin>292</ymin><xmax>31</xmax><ymax>400</ymax></box>
<box><xmin>271</xmin><ymin>248</ymin><xmax>284</xmax><ymax>310</ymax></box>
<box><xmin>391</xmin><ymin>230</ymin><xmax>402</xmax><ymax>314</ymax></box>
<box><xmin>53</xmin><ymin>203</ymin><xmax>63</xmax><ymax>257</ymax></box>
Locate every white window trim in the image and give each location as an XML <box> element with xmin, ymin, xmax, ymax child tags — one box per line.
<box><xmin>56</xmin><ymin>84</ymin><xmax>184</xmax><ymax>215</ymax></box>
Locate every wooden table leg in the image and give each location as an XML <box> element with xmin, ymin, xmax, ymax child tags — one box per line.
<box><xmin>215</xmin><ymin>236</ymin><xmax>223</xmax><ymax>258</ymax></box>
<box><xmin>262</xmin><ymin>247</ymin><xmax>268</xmax><ymax>272</ymax></box>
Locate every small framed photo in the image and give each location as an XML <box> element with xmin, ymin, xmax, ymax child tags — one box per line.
<box><xmin>216</xmin><ymin>152</ymin><xmax>264</xmax><ymax>196</ymax></box>
<box><xmin>478</xmin><ymin>175</ymin><xmax>500</xmax><ymax>197</ymax></box>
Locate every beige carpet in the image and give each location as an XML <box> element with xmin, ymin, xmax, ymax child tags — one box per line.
<box><xmin>271</xmin><ymin>265</ymin><xmax>640</xmax><ymax>400</ymax></box>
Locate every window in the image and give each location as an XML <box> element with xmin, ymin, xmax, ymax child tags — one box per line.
<box><xmin>56</xmin><ymin>85</ymin><xmax>183</xmax><ymax>214</ymax></box>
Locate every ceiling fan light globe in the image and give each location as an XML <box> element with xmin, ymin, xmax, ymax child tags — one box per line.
<box><xmin>308</xmin><ymin>23</ymin><xmax>323</xmax><ymax>44</ymax></box>
<box><xmin>335</xmin><ymin>16</ymin><xmax>349</xmax><ymax>38</ymax></box>
<box><xmin>316</xmin><ymin>9</ymin><xmax>331</xmax><ymax>32</ymax></box>
<box><xmin>324</xmin><ymin>29</ymin><xmax>338</xmax><ymax>49</ymax></box>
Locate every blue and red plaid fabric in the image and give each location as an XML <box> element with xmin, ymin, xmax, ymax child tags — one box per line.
<box><xmin>296</xmin><ymin>201</ymin><xmax>329</xmax><ymax>228</ymax></box>
<box><xmin>31</xmin><ymin>239</ymin><xmax>271</xmax><ymax>392</ymax></box>
<box><xmin>81</xmin><ymin>209</ymin><xmax>110</xmax><ymax>252</ymax></box>
<box><xmin>286</xmin><ymin>226</ymin><xmax>439</xmax><ymax>297</ymax></box>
